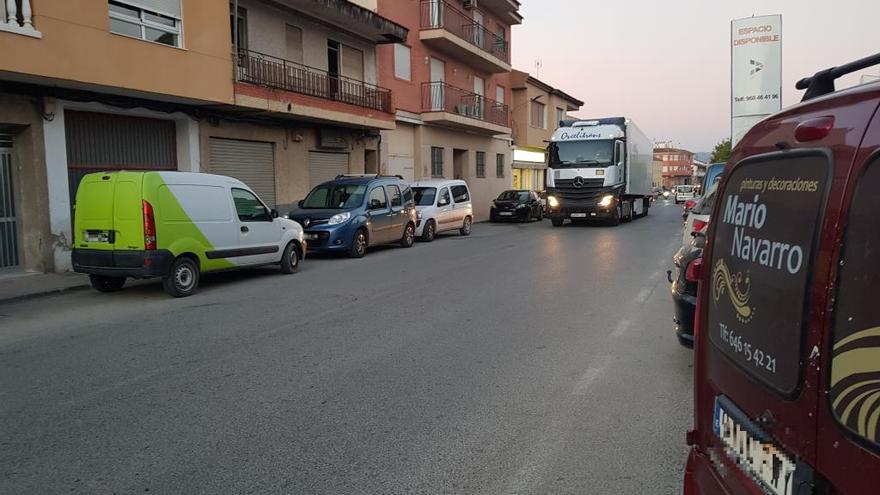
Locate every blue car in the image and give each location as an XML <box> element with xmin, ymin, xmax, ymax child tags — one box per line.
<box><xmin>286</xmin><ymin>175</ymin><xmax>417</xmax><ymax>258</ymax></box>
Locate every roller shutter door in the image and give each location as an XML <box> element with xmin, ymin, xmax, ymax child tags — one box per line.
<box><xmin>309</xmin><ymin>151</ymin><xmax>349</xmax><ymax>187</ymax></box>
<box><xmin>208</xmin><ymin>138</ymin><xmax>276</xmax><ymax>207</ymax></box>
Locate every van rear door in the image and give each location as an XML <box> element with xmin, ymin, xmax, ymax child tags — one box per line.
<box><xmin>74</xmin><ymin>173</ymin><xmax>117</xmax><ymax>250</ymax></box>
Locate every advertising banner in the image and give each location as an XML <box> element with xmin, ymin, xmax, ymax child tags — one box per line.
<box><xmin>731</xmin><ymin>15</ymin><xmax>782</xmax><ymax>146</ymax></box>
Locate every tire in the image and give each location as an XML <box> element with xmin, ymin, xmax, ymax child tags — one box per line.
<box><xmin>609</xmin><ymin>203</ymin><xmax>621</xmax><ymax>226</ymax></box>
<box><xmin>89</xmin><ymin>275</ymin><xmax>125</xmax><ymax>293</ymax></box>
<box><xmin>460</xmin><ymin>216</ymin><xmax>473</xmax><ymax>236</ymax></box>
<box><xmin>162</xmin><ymin>257</ymin><xmax>199</xmax><ymax>298</ymax></box>
<box><xmin>348</xmin><ymin>229</ymin><xmax>367</xmax><ymax>258</ymax></box>
<box><xmin>420</xmin><ymin>220</ymin><xmax>436</xmax><ymax>242</ymax></box>
<box><xmin>641</xmin><ymin>198</ymin><xmax>650</xmax><ymax>217</ymax></box>
<box><xmin>280</xmin><ymin>241</ymin><xmax>300</xmax><ymax>274</ymax></box>
<box><xmin>551</xmin><ymin>217</ymin><xmax>564</xmax><ymax>227</ymax></box>
<box><xmin>537</xmin><ymin>209</ymin><xmax>544</xmax><ymax>221</ymax></box>
<box><xmin>400</xmin><ymin>223</ymin><xmax>415</xmax><ymax>248</ymax></box>
<box><xmin>622</xmin><ymin>201</ymin><xmax>633</xmax><ymax>223</ymax></box>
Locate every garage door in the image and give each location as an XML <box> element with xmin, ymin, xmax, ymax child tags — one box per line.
<box><xmin>208</xmin><ymin>138</ymin><xmax>276</xmax><ymax>207</ymax></box>
<box><xmin>309</xmin><ymin>151</ymin><xmax>349</xmax><ymax>188</ymax></box>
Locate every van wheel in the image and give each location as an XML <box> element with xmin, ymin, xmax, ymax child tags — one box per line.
<box><xmin>400</xmin><ymin>223</ymin><xmax>415</xmax><ymax>248</ymax></box>
<box><xmin>460</xmin><ymin>216</ymin><xmax>472</xmax><ymax>236</ymax></box>
<box><xmin>163</xmin><ymin>257</ymin><xmax>199</xmax><ymax>297</ymax></box>
<box><xmin>349</xmin><ymin>229</ymin><xmax>367</xmax><ymax>258</ymax></box>
<box><xmin>90</xmin><ymin>275</ymin><xmax>126</xmax><ymax>293</ymax></box>
<box><xmin>280</xmin><ymin>241</ymin><xmax>300</xmax><ymax>274</ymax></box>
<box><xmin>421</xmin><ymin>220</ymin><xmax>436</xmax><ymax>242</ymax></box>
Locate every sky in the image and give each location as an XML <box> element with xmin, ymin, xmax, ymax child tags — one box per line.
<box><xmin>511</xmin><ymin>0</ymin><xmax>879</xmax><ymax>152</ymax></box>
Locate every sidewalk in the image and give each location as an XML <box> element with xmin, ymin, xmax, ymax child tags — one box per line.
<box><xmin>0</xmin><ymin>272</ymin><xmax>90</xmax><ymax>303</ymax></box>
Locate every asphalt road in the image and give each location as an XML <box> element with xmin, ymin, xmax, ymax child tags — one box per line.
<box><xmin>0</xmin><ymin>200</ymin><xmax>693</xmax><ymax>495</ymax></box>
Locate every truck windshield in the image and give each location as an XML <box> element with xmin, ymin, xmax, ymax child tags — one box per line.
<box><xmin>301</xmin><ymin>184</ymin><xmax>366</xmax><ymax>209</ymax></box>
<box><xmin>549</xmin><ymin>140</ymin><xmax>614</xmax><ymax>168</ymax></box>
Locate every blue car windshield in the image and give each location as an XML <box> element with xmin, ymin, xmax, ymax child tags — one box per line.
<box><xmin>302</xmin><ymin>184</ymin><xmax>367</xmax><ymax>209</ymax></box>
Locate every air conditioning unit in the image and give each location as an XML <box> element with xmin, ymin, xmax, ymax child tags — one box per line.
<box><xmin>462</xmin><ymin>0</ymin><xmax>477</xmax><ymax>10</ymax></box>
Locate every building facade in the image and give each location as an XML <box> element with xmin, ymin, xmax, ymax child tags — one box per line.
<box><xmin>653</xmin><ymin>146</ymin><xmax>694</xmax><ymax>189</ymax></box>
<box><xmin>0</xmin><ymin>0</ymin><xmax>406</xmax><ymax>274</ymax></box>
<box><xmin>508</xmin><ymin>70</ymin><xmax>582</xmax><ymax>191</ymax></box>
<box><xmin>376</xmin><ymin>0</ymin><xmax>522</xmax><ymax>220</ymax></box>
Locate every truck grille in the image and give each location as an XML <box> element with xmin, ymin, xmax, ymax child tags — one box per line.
<box><xmin>552</xmin><ymin>178</ymin><xmax>607</xmax><ymax>202</ymax></box>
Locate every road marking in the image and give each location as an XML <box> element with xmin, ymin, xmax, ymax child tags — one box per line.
<box><xmin>572</xmin><ymin>367</ymin><xmax>604</xmax><ymax>396</ymax></box>
<box><xmin>612</xmin><ymin>319</ymin><xmax>631</xmax><ymax>337</ymax></box>
<box><xmin>635</xmin><ymin>288</ymin><xmax>651</xmax><ymax>304</ymax></box>
<box><xmin>650</xmin><ymin>271</ymin><xmax>661</xmax><ymax>281</ymax></box>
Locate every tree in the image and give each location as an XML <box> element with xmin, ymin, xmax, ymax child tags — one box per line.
<box><xmin>709</xmin><ymin>138</ymin><xmax>732</xmax><ymax>164</ymax></box>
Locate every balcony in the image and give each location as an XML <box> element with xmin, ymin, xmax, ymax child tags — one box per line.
<box><xmin>420</xmin><ymin>81</ymin><xmax>510</xmax><ymax>135</ymax></box>
<box><xmin>419</xmin><ymin>1</ymin><xmax>510</xmax><ymax>74</ymax></box>
<box><xmin>0</xmin><ymin>0</ymin><xmax>41</xmax><ymax>37</ymax></box>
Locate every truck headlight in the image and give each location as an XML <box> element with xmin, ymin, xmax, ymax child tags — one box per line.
<box><xmin>548</xmin><ymin>196</ymin><xmax>559</xmax><ymax>208</ymax></box>
<box><xmin>328</xmin><ymin>212</ymin><xmax>351</xmax><ymax>225</ymax></box>
<box><xmin>598</xmin><ymin>194</ymin><xmax>614</xmax><ymax>208</ymax></box>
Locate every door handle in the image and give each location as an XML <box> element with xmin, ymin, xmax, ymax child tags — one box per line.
<box><xmin>241</xmin><ymin>226</ymin><xmax>249</xmax><ymax>233</ymax></box>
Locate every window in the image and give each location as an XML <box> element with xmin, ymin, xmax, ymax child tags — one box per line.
<box><xmin>394</xmin><ymin>44</ymin><xmax>411</xmax><ymax>81</ymax></box>
<box><xmin>230</xmin><ymin>6</ymin><xmax>247</xmax><ymax>51</ymax></box>
<box><xmin>830</xmin><ymin>156</ymin><xmax>880</xmax><ymax>446</ymax></box>
<box><xmin>556</xmin><ymin>107</ymin><xmax>565</xmax><ymax>127</ymax></box>
<box><xmin>530</xmin><ymin>100</ymin><xmax>546</xmax><ymax>129</ymax></box>
<box><xmin>286</xmin><ymin>24</ymin><xmax>303</xmax><ymax>63</ymax></box>
<box><xmin>431</xmin><ymin>147</ymin><xmax>444</xmax><ymax>178</ymax></box>
<box><xmin>496</xmin><ymin>153</ymin><xmax>505</xmax><ymax>178</ymax></box>
<box><xmin>413</xmin><ymin>187</ymin><xmax>437</xmax><ymax>206</ymax></box>
<box><xmin>232</xmin><ymin>188</ymin><xmax>270</xmax><ymax>222</ymax></box>
<box><xmin>109</xmin><ymin>1</ymin><xmax>182</xmax><ymax>47</ymax></box>
<box><xmin>341</xmin><ymin>44</ymin><xmax>364</xmax><ymax>81</ymax></box>
<box><xmin>402</xmin><ymin>186</ymin><xmax>413</xmax><ymax>205</ymax></box>
<box><xmin>707</xmin><ymin>153</ymin><xmax>829</xmax><ymax>395</ymax></box>
<box><xmin>367</xmin><ymin>187</ymin><xmax>387</xmax><ymax>210</ymax></box>
<box><xmin>386</xmin><ymin>184</ymin><xmax>402</xmax><ymax>208</ymax></box>
<box><xmin>476</xmin><ymin>151</ymin><xmax>486</xmax><ymax>178</ymax></box>
<box><xmin>437</xmin><ymin>187</ymin><xmax>451</xmax><ymax>206</ymax></box>
<box><xmin>451</xmin><ymin>185</ymin><xmax>470</xmax><ymax>203</ymax></box>
<box><xmin>662</xmin><ymin>166</ymin><xmax>668</xmax><ymax>173</ymax></box>
<box><xmin>495</xmin><ymin>85</ymin><xmax>505</xmax><ymax>104</ymax></box>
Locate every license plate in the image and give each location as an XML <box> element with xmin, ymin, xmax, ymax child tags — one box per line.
<box><xmin>713</xmin><ymin>396</ymin><xmax>797</xmax><ymax>495</ymax></box>
<box><xmin>85</xmin><ymin>231</ymin><xmax>110</xmax><ymax>243</ymax></box>
<box><xmin>571</xmin><ymin>213</ymin><xmax>587</xmax><ymax>218</ymax></box>
<box><xmin>499</xmin><ymin>212</ymin><xmax>513</xmax><ymax>216</ymax></box>
<box><xmin>304</xmin><ymin>233</ymin><xmax>319</xmax><ymax>240</ymax></box>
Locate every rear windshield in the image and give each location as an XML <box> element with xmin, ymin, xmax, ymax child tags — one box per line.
<box><xmin>497</xmin><ymin>191</ymin><xmax>529</xmax><ymax>201</ymax></box>
<box><xmin>412</xmin><ymin>187</ymin><xmax>437</xmax><ymax>206</ymax></box>
<box><xmin>676</xmin><ymin>185</ymin><xmax>694</xmax><ymax>193</ymax></box>
<box><xmin>302</xmin><ymin>184</ymin><xmax>366</xmax><ymax>209</ymax></box>
<box><xmin>690</xmin><ymin>182</ymin><xmax>719</xmax><ymax>215</ymax></box>
<box><xmin>707</xmin><ymin>153</ymin><xmax>829</xmax><ymax>395</ymax></box>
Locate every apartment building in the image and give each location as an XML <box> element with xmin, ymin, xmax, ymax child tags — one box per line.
<box><xmin>508</xmin><ymin>70</ymin><xmax>582</xmax><ymax>191</ymax></box>
<box><xmin>376</xmin><ymin>0</ymin><xmax>523</xmax><ymax>220</ymax></box>
<box><xmin>653</xmin><ymin>146</ymin><xmax>695</xmax><ymax>188</ymax></box>
<box><xmin>0</xmin><ymin>0</ymin><xmax>405</xmax><ymax>274</ymax></box>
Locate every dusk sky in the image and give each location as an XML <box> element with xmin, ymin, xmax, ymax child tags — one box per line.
<box><xmin>511</xmin><ymin>0</ymin><xmax>879</xmax><ymax>153</ymax></box>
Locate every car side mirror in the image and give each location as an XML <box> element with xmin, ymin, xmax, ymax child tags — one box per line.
<box><xmin>297</xmin><ymin>199</ymin><xmax>304</xmax><ymax>207</ymax></box>
<box><xmin>271</xmin><ymin>209</ymin><xmax>279</xmax><ymax>219</ymax></box>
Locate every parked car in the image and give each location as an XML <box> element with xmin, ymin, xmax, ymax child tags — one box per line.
<box><xmin>72</xmin><ymin>171</ymin><xmax>305</xmax><ymax>297</ymax></box>
<box><xmin>672</xmin><ymin>184</ymin><xmax>695</xmax><ymax>203</ymax></box>
<box><xmin>669</xmin><ymin>230</ymin><xmax>705</xmax><ymax>348</ymax></box>
<box><xmin>490</xmin><ymin>190</ymin><xmax>543</xmax><ymax>222</ymax></box>
<box><xmin>681</xmin><ymin>180</ymin><xmax>719</xmax><ymax>247</ymax></box>
<box><xmin>286</xmin><ymin>175</ymin><xmax>416</xmax><ymax>258</ymax></box>
<box><xmin>410</xmin><ymin>179</ymin><xmax>474</xmax><ymax>241</ymax></box>
<box><xmin>684</xmin><ymin>53</ymin><xmax>880</xmax><ymax>495</ymax></box>
<box><xmin>701</xmin><ymin>162</ymin><xmax>725</xmax><ymax>191</ymax></box>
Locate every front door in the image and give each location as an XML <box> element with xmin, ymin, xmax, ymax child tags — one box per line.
<box><xmin>0</xmin><ymin>137</ymin><xmax>19</xmax><ymax>272</ymax></box>
<box><xmin>231</xmin><ymin>187</ymin><xmax>282</xmax><ymax>265</ymax></box>
<box><xmin>327</xmin><ymin>39</ymin><xmax>340</xmax><ymax>100</ymax></box>
<box><xmin>427</xmin><ymin>0</ymin><xmax>443</xmax><ymax>27</ymax></box>
<box><xmin>429</xmin><ymin>57</ymin><xmax>445</xmax><ymax>111</ymax></box>
<box><xmin>472</xmin><ymin>11</ymin><xmax>484</xmax><ymax>48</ymax></box>
<box><xmin>366</xmin><ymin>185</ymin><xmax>391</xmax><ymax>244</ymax></box>
<box><xmin>435</xmin><ymin>187</ymin><xmax>454</xmax><ymax>231</ymax></box>
<box><xmin>473</xmin><ymin>76</ymin><xmax>485</xmax><ymax>119</ymax></box>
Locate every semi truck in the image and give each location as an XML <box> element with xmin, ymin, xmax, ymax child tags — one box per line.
<box><xmin>545</xmin><ymin>117</ymin><xmax>653</xmax><ymax>226</ymax></box>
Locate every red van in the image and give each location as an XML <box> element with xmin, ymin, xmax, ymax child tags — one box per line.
<box><xmin>684</xmin><ymin>53</ymin><xmax>880</xmax><ymax>494</ymax></box>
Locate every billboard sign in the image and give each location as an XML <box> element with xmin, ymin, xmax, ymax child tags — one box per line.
<box><xmin>731</xmin><ymin>15</ymin><xmax>782</xmax><ymax>145</ymax></box>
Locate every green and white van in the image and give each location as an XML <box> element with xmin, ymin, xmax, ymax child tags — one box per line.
<box><xmin>72</xmin><ymin>171</ymin><xmax>305</xmax><ymax>297</ymax></box>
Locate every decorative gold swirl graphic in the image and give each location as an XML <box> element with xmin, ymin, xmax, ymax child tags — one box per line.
<box><xmin>712</xmin><ymin>259</ymin><xmax>754</xmax><ymax>323</ymax></box>
<box><xmin>832</xmin><ymin>327</ymin><xmax>880</xmax><ymax>441</ymax></box>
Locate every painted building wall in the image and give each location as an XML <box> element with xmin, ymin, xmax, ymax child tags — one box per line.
<box><xmin>0</xmin><ymin>0</ymin><xmax>233</xmax><ymax>104</ymax></box>
<box><xmin>510</xmin><ymin>85</ymin><xmax>580</xmax><ymax>147</ymax></box>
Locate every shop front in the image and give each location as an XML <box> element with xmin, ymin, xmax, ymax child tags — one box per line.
<box><xmin>511</xmin><ymin>146</ymin><xmax>546</xmax><ymax>191</ymax></box>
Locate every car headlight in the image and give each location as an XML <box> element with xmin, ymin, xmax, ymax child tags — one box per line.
<box><xmin>548</xmin><ymin>196</ymin><xmax>559</xmax><ymax>208</ymax></box>
<box><xmin>598</xmin><ymin>194</ymin><xmax>615</xmax><ymax>208</ymax></box>
<box><xmin>516</xmin><ymin>204</ymin><xmax>528</xmax><ymax>209</ymax></box>
<box><xmin>328</xmin><ymin>212</ymin><xmax>351</xmax><ymax>225</ymax></box>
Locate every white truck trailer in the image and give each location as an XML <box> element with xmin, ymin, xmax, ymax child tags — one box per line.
<box><xmin>546</xmin><ymin>117</ymin><xmax>653</xmax><ymax>226</ymax></box>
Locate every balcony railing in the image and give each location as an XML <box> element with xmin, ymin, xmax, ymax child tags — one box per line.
<box><xmin>236</xmin><ymin>49</ymin><xmax>392</xmax><ymax>113</ymax></box>
<box><xmin>419</xmin><ymin>0</ymin><xmax>509</xmax><ymax>63</ymax></box>
<box><xmin>0</xmin><ymin>0</ymin><xmax>39</xmax><ymax>36</ymax></box>
<box><xmin>421</xmin><ymin>81</ymin><xmax>509</xmax><ymax>127</ymax></box>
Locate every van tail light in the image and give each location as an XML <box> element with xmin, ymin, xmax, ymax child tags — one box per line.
<box><xmin>142</xmin><ymin>200</ymin><xmax>157</xmax><ymax>250</ymax></box>
<box><xmin>693</xmin><ymin>219</ymin><xmax>708</xmax><ymax>234</ymax></box>
<box><xmin>685</xmin><ymin>257</ymin><xmax>703</xmax><ymax>283</ymax></box>
<box><xmin>685</xmin><ymin>199</ymin><xmax>696</xmax><ymax>210</ymax></box>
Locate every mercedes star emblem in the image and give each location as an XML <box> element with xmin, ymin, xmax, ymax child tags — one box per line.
<box><xmin>573</xmin><ymin>176</ymin><xmax>585</xmax><ymax>188</ymax></box>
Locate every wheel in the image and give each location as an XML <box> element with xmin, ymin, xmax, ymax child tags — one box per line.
<box><xmin>551</xmin><ymin>217</ymin><xmax>564</xmax><ymax>227</ymax></box>
<box><xmin>609</xmin><ymin>202</ymin><xmax>621</xmax><ymax>226</ymax></box>
<box><xmin>400</xmin><ymin>223</ymin><xmax>415</xmax><ymax>248</ymax></box>
<box><xmin>537</xmin><ymin>209</ymin><xmax>544</xmax><ymax>221</ymax></box>
<box><xmin>162</xmin><ymin>257</ymin><xmax>199</xmax><ymax>297</ymax></box>
<box><xmin>622</xmin><ymin>201</ymin><xmax>633</xmax><ymax>223</ymax></box>
<box><xmin>89</xmin><ymin>275</ymin><xmax>125</xmax><ymax>293</ymax></box>
<box><xmin>280</xmin><ymin>241</ymin><xmax>300</xmax><ymax>274</ymax></box>
<box><xmin>460</xmin><ymin>216</ymin><xmax>472</xmax><ymax>236</ymax></box>
<box><xmin>641</xmin><ymin>198</ymin><xmax>650</xmax><ymax>217</ymax></box>
<box><xmin>420</xmin><ymin>220</ymin><xmax>436</xmax><ymax>242</ymax></box>
<box><xmin>348</xmin><ymin>229</ymin><xmax>367</xmax><ymax>258</ymax></box>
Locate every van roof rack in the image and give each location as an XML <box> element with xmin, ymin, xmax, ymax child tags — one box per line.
<box><xmin>797</xmin><ymin>52</ymin><xmax>880</xmax><ymax>101</ymax></box>
<box><xmin>334</xmin><ymin>174</ymin><xmax>405</xmax><ymax>180</ymax></box>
